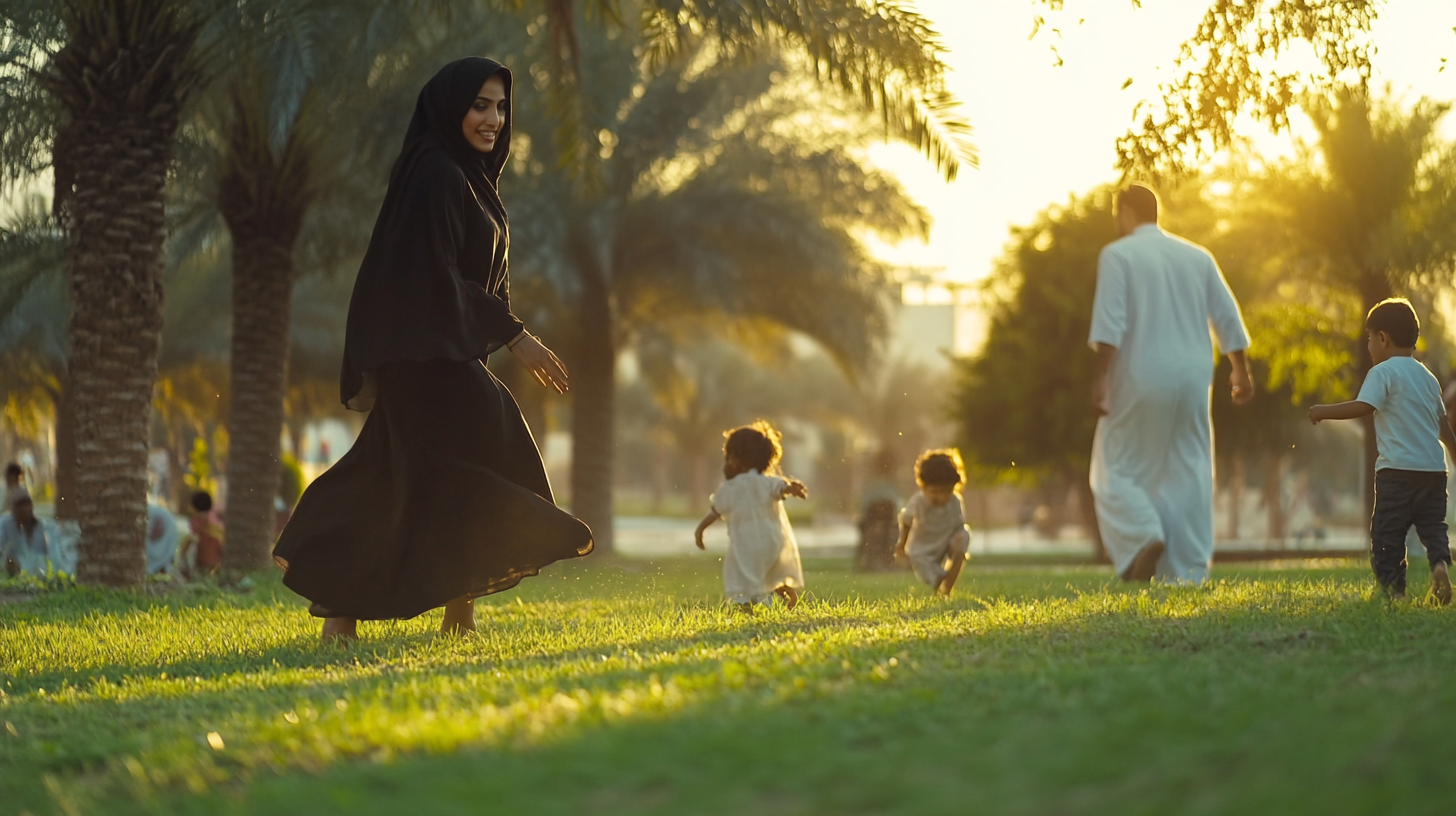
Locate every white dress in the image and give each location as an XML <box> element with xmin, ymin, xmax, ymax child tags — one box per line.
<box><xmin>711</xmin><ymin>470</ymin><xmax>804</xmax><ymax>604</ymax></box>
<box><xmin>1088</xmin><ymin>224</ymin><xmax>1249</xmax><ymax>582</ymax></box>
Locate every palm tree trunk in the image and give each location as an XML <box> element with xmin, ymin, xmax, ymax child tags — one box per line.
<box><xmin>220</xmin><ymin>231</ymin><xmax>296</xmax><ymax>573</ymax></box>
<box><xmin>64</xmin><ymin>128</ymin><xmax>169</xmax><ymax>586</ymax></box>
<box><xmin>49</xmin><ymin>376</ymin><xmax>78</xmax><ymax>521</ymax></box>
<box><xmin>570</xmin><ymin>269</ymin><xmax>616</xmax><ymax>554</ymax></box>
<box><xmin>1228</xmin><ymin>457</ymin><xmax>1245</xmax><ymax>541</ymax></box>
<box><xmin>1264</xmin><ymin>453</ymin><xmax>1287</xmax><ymax>547</ymax></box>
<box><xmin>47</xmin><ymin>0</ymin><xmax>201</xmax><ymax>587</ymax></box>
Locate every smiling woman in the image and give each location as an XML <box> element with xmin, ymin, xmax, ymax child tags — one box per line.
<box><xmin>271</xmin><ymin>58</ymin><xmax>592</xmax><ymax>644</ymax></box>
<box><xmin>462</xmin><ymin>75</ymin><xmax>508</xmax><ymax>153</ymax></box>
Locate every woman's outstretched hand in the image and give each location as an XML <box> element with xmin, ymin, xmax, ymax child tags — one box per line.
<box><xmin>509</xmin><ymin>333</ymin><xmax>570</xmax><ymax>393</ymax></box>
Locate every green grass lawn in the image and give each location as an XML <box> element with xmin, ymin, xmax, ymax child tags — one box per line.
<box><xmin>2</xmin><ymin>557</ymin><xmax>1452</xmax><ymax>816</ymax></box>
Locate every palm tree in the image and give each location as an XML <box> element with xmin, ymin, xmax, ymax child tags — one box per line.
<box><xmin>516</xmin><ymin>0</ymin><xmax>972</xmax><ymax>181</ymax></box>
<box><xmin>506</xmin><ymin>29</ymin><xmax>929</xmax><ymax>552</ymax></box>
<box><xmin>1249</xmin><ymin>89</ymin><xmax>1456</xmax><ymax>516</ymax></box>
<box><xmin>0</xmin><ymin>198</ymin><xmax>70</xmax><ymax>510</ymax></box>
<box><xmin>187</xmin><ymin>0</ymin><xmax>465</xmax><ymax>570</ymax></box>
<box><xmin>37</xmin><ymin>0</ymin><xmax>204</xmax><ymax>586</ymax></box>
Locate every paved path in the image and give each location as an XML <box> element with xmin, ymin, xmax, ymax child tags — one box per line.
<box><xmin>614</xmin><ymin>516</ymin><xmax>1369</xmax><ymax>559</ymax></box>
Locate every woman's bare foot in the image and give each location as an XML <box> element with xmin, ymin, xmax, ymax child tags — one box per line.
<box><xmin>440</xmin><ymin>597</ymin><xmax>476</xmax><ymax>636</ymax></box>
<box><xmin>774</xmin><ymin>584</ymin><xmax>799</xmax><ymax>610</ymax></box>
<box><xmin>320</xmin><ymin>617</ymin><xmax>357</xmax><ymax>645</ymax></box>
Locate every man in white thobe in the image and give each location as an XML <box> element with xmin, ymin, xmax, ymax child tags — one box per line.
<box><xmin>1089</xmin><ymin>184</ymin><xmax>1254</xmax><ymax>583</ymax></box>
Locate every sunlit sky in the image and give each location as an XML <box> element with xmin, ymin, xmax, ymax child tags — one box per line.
<box><xmin>869</xmin><ymin>0</ymin><xmax>1456</xmax><ymax>284</ymax></box>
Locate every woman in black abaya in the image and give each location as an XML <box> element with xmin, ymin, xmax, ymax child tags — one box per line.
<box><xmin>273</xmin><ymin>58</ymin><xmax>593</xmax><ymax>643</ymax></box>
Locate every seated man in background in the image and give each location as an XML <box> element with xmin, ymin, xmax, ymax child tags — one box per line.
<box><xmin>4</xmin><ymin>463</ymin><xmax>25</xmax><ymax>516</ymax></box>
<box><xmin>1</xmin><ymin>491</ymin><xmax>50</xmax><ymax>577</ymax></box>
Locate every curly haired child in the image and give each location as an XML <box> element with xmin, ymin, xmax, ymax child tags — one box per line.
<box><xmin>896</xmin><ymin>449</ymin><xmax>971</xmax><ymax>596</ymax></box>
<box><xmin>695</xmin><ymin>420</ymin><xmax>808</xmax><ymax>611</ymax></box>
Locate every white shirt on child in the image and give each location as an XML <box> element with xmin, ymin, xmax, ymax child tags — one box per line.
<box><xmin>899</xmin><ymin>491</ymin><xmax>970</xmax><ymax>587</ymax></box>
<box><xmin>899</xmin><ymin>491</ymin><xmax>966</xmax><ymax>552</ymax></box>
<box><xmin>711</xmin><ymin>469</ymin><xmax>804</xmax><ymax>605</ymax></box>
<box><xmin>1356</xmin><ymin>356</ymin><xmax>1448</xmax><ymax>472</ymax></box>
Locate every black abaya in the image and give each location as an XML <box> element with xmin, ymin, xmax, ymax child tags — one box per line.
<box><xmin>273</xmin><ymin>58</ymin><xmax>592</xmax><ymax>620</ymax></box>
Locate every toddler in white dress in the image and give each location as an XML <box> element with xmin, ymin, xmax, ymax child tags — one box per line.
<box><xmin>895</xmin><ymin>449</ymin><xmax>971</xmax><ymax>596</ymax></box>
<box><xmin>695</xmin><ymin>421</ymin><xmax>807</xmax><ymax>610</ymax></box>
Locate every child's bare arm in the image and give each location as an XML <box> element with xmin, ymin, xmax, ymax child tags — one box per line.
<box><xmin>694</xmin><ymin>510</ymin><xmax>721</xmax><ymax>550</ymax></box>
<box><xmin>783</xmin><ymin>479</ymin><xmax>808</xmax><ymax>500</ymax></box>
<box><xmin>894</xmin><ymin>522</ymin><xmax>911</xmax><ymax>560</ymax></box>
<box><xmin>1309</xmin><ymin>400</ymin><xmax>1375</xmax><ymax>424</ymax></box>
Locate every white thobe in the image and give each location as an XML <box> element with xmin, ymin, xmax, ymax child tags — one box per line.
<box><xmin>1088</xmin><ymin>224</ymin><xmax>1249</xmax><ymax>582</ymax></box>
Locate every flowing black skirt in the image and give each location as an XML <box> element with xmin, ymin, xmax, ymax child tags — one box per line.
<box><xmin>273</xmin><ymin>358</ymin><xmax>593</xmax><ymax>620</ymax></box>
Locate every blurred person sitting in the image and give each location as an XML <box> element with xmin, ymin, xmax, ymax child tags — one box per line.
<box><xmin>180</xmin><ymin>491</ymin><xmax>224</xmax><ymax>580</ymax></box>
<box><xmin>895</xmin><ymin>449</ymin><xmax>972</xmax><ymax>597</ymax></box>
<box><xmin>856</xmin><ymin>497</ymin><xmax>900</xmax><ymax>572</ymax></box>
<box><xmin>4</xmin><ymin>463</ymin><xmax>25</xmax><ymax>516</ymax></box>
<box><xmin>146</xmin><ymin>502</ymin><xmax>181</xmax><ymax>576</ymax></box>
<box><xmin>1</xmin><ymin>491</ymin><xmax>50</xmax><ymax>577</ymax></box>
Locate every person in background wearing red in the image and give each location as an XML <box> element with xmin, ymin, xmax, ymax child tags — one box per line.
<box><xmin>181</xmin><ymin>491</ymin><xmax>224</xmax><ymax>579</ymax></box>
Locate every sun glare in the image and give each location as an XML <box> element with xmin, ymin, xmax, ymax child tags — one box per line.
<box><xmin>874</xmin><ymin>0</ymin><xmax>1456</xmax><ymax>286</ymax></box>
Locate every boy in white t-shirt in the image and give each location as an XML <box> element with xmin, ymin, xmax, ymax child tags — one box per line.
<box><xmin>1309</xmin><ymin>298</ymin><xmax>1456</xmax><ymax>603</ymax></box>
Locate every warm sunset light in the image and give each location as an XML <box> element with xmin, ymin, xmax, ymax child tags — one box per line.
<box><xmin>871</xmin><ymin>0</ymin><xmax>1456</xmax><ymax>283</ymax></box>
<box><xmin>4</xmin><ymin>2</ymin><xmax>1456</xmax><ymax>814</ymax></box>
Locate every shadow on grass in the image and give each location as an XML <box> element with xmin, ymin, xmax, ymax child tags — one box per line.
<box><xmin>91</xmin><ymin>583</ymin><xmax>1452</xmax><ymax>816</ymax></box>
<box><xmin>6</xmin><ymin>562</ymin><xmax>1449</xmax><ymax>816</ymax></box>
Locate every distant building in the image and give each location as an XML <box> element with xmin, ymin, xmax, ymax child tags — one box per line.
<box><xmin>886</xmin><ymin>272</ymin><xmax>984</xmax><ymax>369</ymax></box>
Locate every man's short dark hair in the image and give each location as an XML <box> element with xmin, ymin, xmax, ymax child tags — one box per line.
<box><xmin>191</xmin><ymin>491</ymin><xmax>214</xmax><ymax>513</ymax></box>
<box><xmin>1116</xmin><ymin>183</ymin><xmax>1160</xmax><ymax>224</ymax></box>
<box><xmin>1366</xmin><ymin>298</ymin><xmax>1420</xmax><ymax>348</ymax></box>
<box><xmin>4</xmin><ymin>463</ymin><xmax>20</xmax><ymax>480</ymax></box>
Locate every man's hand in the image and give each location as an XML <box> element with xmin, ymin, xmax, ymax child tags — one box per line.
<box><xmin>784</xmin><ymin>479</ymin><xmax>808</xmax><ymax>500</ymax></box>
<box><xmin>1230</xmin><ymin>365</ymin><xmax>1255</xmax><ymax>406</ymax></box>
<box><xmin>1308</xmin><ymin>405</ymin><xmax>1329</xmax><ymax>425</ymax></box>
<box><xmin>508</xmin><ymin>333</ymin><xmax>570</xmax><ymax>393</ymax></box>
<box><xmin>694</xmin><ymin>528</ymin><xmax>706</xmax><ymax>550</ymax></box>
<box><xmin>1091</xmin><ymin>375</ymin><xmax>1109</xmax><ymax>416</ymax></box>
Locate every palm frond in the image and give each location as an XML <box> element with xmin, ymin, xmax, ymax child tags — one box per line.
<box><xmin>0</xmin><ymin>196</ymin><xmax>63</xmax><ymax>330</ymax></box>
<box><xmin>637</xmin><ymin>0</ymin><xmax>974</xmax><ymax>181</ymax></box>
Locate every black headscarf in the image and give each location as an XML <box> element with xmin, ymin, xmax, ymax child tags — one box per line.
<box><xmin>340</xmin><ymin>57</ymin><xmax>524</xmax><ymax>410</ymax></box>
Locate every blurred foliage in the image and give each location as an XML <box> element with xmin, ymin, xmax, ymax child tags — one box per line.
<box><xmin>277</xmin><ymin>452</ymin><xmax>303</xmax><ymax>508</ymax></box>
<box><xmin>949</xmin><ymin>188</ymin><xmax>1114</xmax><ymax>487</ymax></box>
<box><xmin>951</xmin><ymin>87</ymin><xmax>1456</xmax><ymax>524</ymax></box>
<box><xmin>184</xmin><ymin>436</ymin><xmax>216</xmax><ymax>498</ymax></box>
<box><xmin>1111</xmin><ymin>0</ymin><xmax>1381</xmax><ymax>177</ymax></box>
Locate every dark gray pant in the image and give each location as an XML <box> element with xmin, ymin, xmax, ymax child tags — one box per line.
<box><xmin>1371</xmin><ymin>469</ymin><xmax>1451</xmax><ymax>593</ymax></box>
